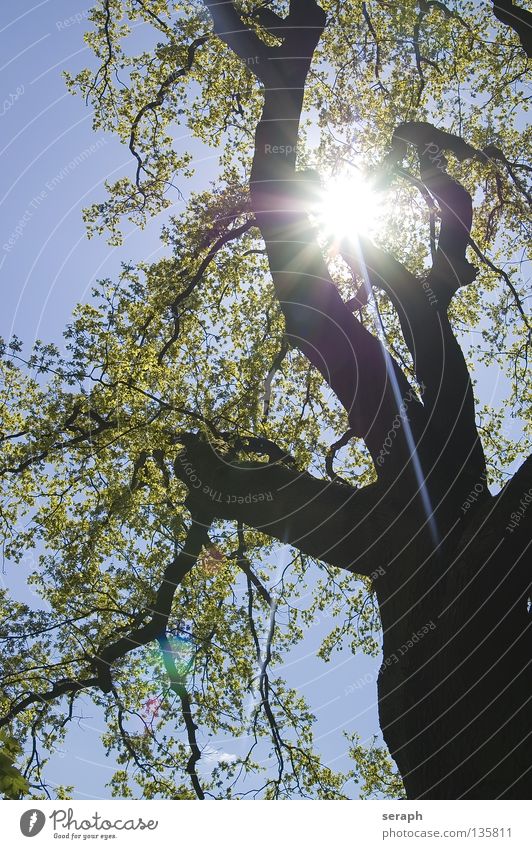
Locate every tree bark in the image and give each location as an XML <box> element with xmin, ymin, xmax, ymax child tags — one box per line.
<box><xmin>375</xmin><ymin>458</ymin><xmax>532</xmax><ymax>798</ymax></box>
<box><xmin>202</xmin><ymin>0</ymin><xmax>532</xmax><ymax>799</ymax></box>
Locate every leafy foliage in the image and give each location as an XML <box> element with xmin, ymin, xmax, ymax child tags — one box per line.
<box><xmin>0</xmin><ymin>730</ymin><xmax>30</xmax><ymax>799</ymax></box>
<box><xmin>0</xmin><ymin>0</ymin><xmax>530</xmax><ymax>799</ymax></box>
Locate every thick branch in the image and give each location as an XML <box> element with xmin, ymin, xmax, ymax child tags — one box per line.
<box><xmin>492</xmin><ymin>1</ymin><xmax>532</xmax><ymax>56</ymax></box>
<box><xmin>202</xmin><ymin>0</ymin><xmax>271</xmax><ymax>73</ymax></box>
<box><xmin>387</xmin><ymin>122</ymin><xmax>478</xmax><ymax>299</ymax></box>
<box><xmin>340</xmin><ymin>235</ymin><xmax>420</xmax><ymax>318</ymax></box>
<box><xmin>174</xmin><ymin>433</ymin><xmax>394</xmax><ymax>576</ymax></box>
<box><xmin>206</xmin><ymin>2</ymin><xmax>423</xmax><ymax>474</ymax></box>
<box><xmin>337</xmin><ymin>122</ymin><xmax>493</xmax><ymax>508</ymax></box>
<box><xmin>245</xmin><ymin>2</ymin><xmax>428</xmax><ymax>481</ymax></box>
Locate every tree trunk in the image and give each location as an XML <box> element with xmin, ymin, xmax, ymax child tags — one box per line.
<box><xmin>202</xmin><ymin>0</ymin><xmax>532</xmax><ymax>800</ymax></box>
<box><xmin>377</xmin><ymin>493</ymin><xmax>532</xmax><ymax>799</ymax></box>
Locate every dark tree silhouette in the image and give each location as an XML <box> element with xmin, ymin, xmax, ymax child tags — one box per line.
<box><xmin>1</xmin><ymin>0</ymin><xmax>530</xmax><ymax>801</ymax></box>
<box><xmin>183</xmin><ymin>0</ymin><xmax>532</xmax><ymax>799</ymax></box>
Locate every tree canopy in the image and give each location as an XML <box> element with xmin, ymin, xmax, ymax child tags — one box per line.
<box><xmin>1</xmin><ymin>0</ymin><xmax>530</xmax><ymax>800</ymax></box>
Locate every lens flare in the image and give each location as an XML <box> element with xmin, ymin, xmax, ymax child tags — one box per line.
<box><xmin>317</xmin><ymin>169</ymin><xmax>383</xmax><ymax>239</ymax></box>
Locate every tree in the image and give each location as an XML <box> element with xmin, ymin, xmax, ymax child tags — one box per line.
<box><xmin>0</xmin><ymin>0</ymin><xmax>530</xmax><ymax>800</ymax></box>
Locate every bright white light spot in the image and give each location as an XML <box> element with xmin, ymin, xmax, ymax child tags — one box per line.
<box><xmin>317</xmin><ymin>169</ymin><xmax>383</xmax><ymax>240</ymax></box>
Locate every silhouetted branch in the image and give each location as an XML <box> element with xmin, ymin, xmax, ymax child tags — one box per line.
<box><xmin>492</xmin><ymin>1</ymin><xmax>532</xmax><ymax>56</ymax></box>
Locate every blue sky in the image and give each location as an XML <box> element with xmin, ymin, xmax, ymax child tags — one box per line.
<box><xmin>1</xmin><ymin>1</ymin><xmax>218</xmax><ymax>346</ymax></box>
<box><xmin>0</xmin><ymin>1</ymin><xmax>387</xmax><ymax>799</ymax></box>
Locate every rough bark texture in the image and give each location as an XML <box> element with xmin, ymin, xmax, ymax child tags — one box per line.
<box><xmin>201</xmin><ymin>0</ymin><xmax>532</xmax><ymax>799</ymax></box>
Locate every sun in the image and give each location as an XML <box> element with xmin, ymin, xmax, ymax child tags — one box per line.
<box><xmin>316</xmin><ymin>169</ymin><xmax>383</xmax><ymax>241</ymax></box>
